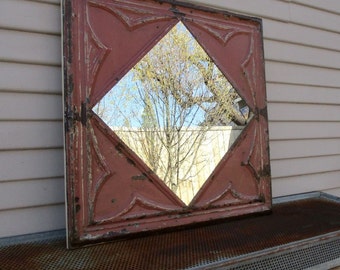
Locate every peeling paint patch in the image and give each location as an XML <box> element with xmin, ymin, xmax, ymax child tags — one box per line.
<box><xmin>126</xmin><ymin>158</ymin><xmax>136</xmax><ymax>166</ymax></box>
<box><xmin>131</xmin><ymin>174</ymin><xmax>147</xmax><ymax>181</ymax></box>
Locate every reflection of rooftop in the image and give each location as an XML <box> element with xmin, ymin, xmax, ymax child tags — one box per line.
<box><xmin>111</xmin><ymin>125</ymin><xmax>245</xmax><ymax>131</ymax></box>
<box><xmin>114</xmin><ymin>125</ymin><xmax>245</xmax><ymax>205</ymax></box>
<box><xmin>1</xmin><ymin>192</ymin><xmax>339</xmax><ymax>269</ymax></box>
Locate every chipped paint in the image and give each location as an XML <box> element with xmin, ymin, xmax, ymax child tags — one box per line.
<box><xmin>63</xmin><ymin>0</ymin><xmax>271</xmax><ymax>247</ymax></box>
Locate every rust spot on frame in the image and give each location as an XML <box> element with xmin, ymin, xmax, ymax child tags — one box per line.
<box><xmin>131</xmin><ymin>174</ymin><xmax>148</xmax><ymax>181</ymax></box>
<box><xmin>126</xmin><ymin>158</ymin><xmax>136</xmax><ymax>166</ymax></box>
<box><xmin>115</xmin><ymin>143</ymin><xmax>124</xmax><ymax>154</ymax></box>
<box><xmin>81</xmin><ymin>102</ymin><xmax>87</xmax><ymax>126</ymax></box>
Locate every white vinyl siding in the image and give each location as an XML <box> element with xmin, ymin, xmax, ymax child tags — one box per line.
<box><xmin>0</xmin><ymin>0</ymin><xmax>64</xmax><ymax>238</ymax></box>
<box><xmin>0</xmin><ymin>0</ymin><xmax>61</xmax><ymax>34</ymax></box>
<box><xmin>0</xmin><ymin>0</ymin><xmax>339</xmax><ymax>238</ymax></box>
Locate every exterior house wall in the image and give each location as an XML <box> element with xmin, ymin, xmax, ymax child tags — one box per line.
<box><xmin>0</xmin><ymin>0</ymin><xmax>65</xmax><ymax>238</ymax></box>
<box><xmin>0</xmin><ymin>0</ymin><xmax>339</xmax><ymax>238</ymax></box>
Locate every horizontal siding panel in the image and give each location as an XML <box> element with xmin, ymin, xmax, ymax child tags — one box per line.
<box><xmin>267</xmin><ymin>83</ymin><xmax>340</xmax><ymax>105</ymax></box>
<box><xmin>36</xmin><ymin>0</ymin><xmax>60</xmax><ymax>4</ymax></box>
<box><xmin>0</xmin><ymin>92</ymin><xmax>62</xmax><ymax>120</ymax></box>
<box><xmin>0</xmin><ymin>178</ymin><xmax>64</xmax><ymax>210</ymax></box>
<box><xmin>196</xmin><ymin>1</ymin><xmax>340</xmax><ymax>35</ymax></box>
<box><xmin>291</xmin><ymin>0</ymin><xmax>340</xmax><ymax>15</ymax></box>
<box><xmin>264</xmin><ymin>40</ymin><xmax>340</xmax><ymax>69</ymax></box>
<box><xmin>0</xmin><ymin>149</ymin><xmax>64</xmax><ymax>182</ymax></box>
<box><xmin>263</xmin><ymin>19</ymin><xmax>340</xmax><ymax>52</ymax></box>
<box><xmin>268</xmin><ymin>103</ymin><xmax>340</xmax><ymax>122</ymax></box>
<box><xmin>0</xmin><ymin>121</ymin><xmax>63</xmax><ymax>150</ymax></box>
<box><xmin>0</xmin><ymin>0</ymin><xmax>60</xmax><ymax>34</ymax></box>
<box><xmin>190</xmin><ymin>0</ymin><xmax>290</xmax><ymax>21</ymax></box>
<box><xmin>271</xmin><ymin>155</ymin><xmax>340</xmax><ymax>178</ymax></box>
<box><xmin>0</xmin><ymin>29</ymin><xmax>61</xmax><ymax>65</ymax></box>
<box><xmin>289</xmin><ymin>3</ymin><xmax>340</xmax><ymax>33</ymax></box>
<box><xmin>323</xmin><ymin>188</ymin><xmax>340</xmax><ymax>198</ymax></box>
<box><xmin>0</xmin><ymin>62</ymin><xmax>62</xmax><ymax>94</ymax></box>
<box><xmin>272</xmin><ymin>171</ymin><xmax>340</xmax><ymax>197</ymax></box>
<box><xmin>265</xmin><ymin>61</ymin><xmax>340</xmax><ymax>88</ymax></box>
<box><xmin>190</xmin><ymin>4</ymin><xmax>340</xmax><ymax>51</ymax></box>
<box><xmin>269</xmin><ymin>122</ymin><xmax>340</xmax><ymax>140</ymax></box>
<box><xmin>270</xmin><ymin>139</ymin><xmax>340</xmax><ymax>160</ymax></box>
<box><xmin>0</xmin><ymin>204</ymin><xmax>65</xmax><ymax>238</ymax></box>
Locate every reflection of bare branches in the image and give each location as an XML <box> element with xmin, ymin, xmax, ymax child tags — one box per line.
<box><xmin>93</xmin><ymin>22</ymin><xmax>249</xmax><ymax>204</ymax></box>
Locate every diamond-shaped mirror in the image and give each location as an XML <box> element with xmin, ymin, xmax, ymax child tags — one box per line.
<box><xmin>93</xmin><ymin>22</ymin><xmax>250</xmax><ymax>205</ymax></box>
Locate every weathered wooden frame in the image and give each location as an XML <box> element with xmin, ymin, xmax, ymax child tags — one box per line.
<box><xmin>63</xmin><ymin>0</ymin><xmax>271</xmax><ymax>248</ymax></box>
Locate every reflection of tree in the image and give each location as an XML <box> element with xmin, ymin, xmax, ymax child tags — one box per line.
<box><xmin>134</xmin><ymin>28</ymin><xmax>239</xmax><ymax>126</ymax></box>
<box><xmin>94</xmin><ymin>22</ymin><xmax>249</xmax><ymax>204</ymax></box>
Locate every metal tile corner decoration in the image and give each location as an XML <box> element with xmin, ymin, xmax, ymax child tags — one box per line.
<box><xmin>63</xmin><ymin>0</ymin><xmax>271</xmax><ymax>247</ymax></box>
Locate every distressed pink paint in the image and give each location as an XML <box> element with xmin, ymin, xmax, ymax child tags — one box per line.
<box><xmin>63</xmin><ymin>0</ymin><xmax>271</xmax><ymax>247</ymax></box>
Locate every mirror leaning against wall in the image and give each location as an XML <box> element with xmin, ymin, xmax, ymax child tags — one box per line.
<box><xmin>63</xmin><ymin>0</ymin><xmax>271</xmax><ymax>247</ymax></box>
<box><xmin>93</xmin><ymin>22</ymin><xmax>251</xmax><ymax>205</ymax></box>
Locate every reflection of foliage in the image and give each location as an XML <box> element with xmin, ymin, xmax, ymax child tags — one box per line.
<box><xmin>93</xmin><ymin>22</ymin><xmax>249</xmax><ymax>204</ymax></box>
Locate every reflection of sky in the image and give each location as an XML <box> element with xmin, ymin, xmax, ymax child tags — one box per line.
<box><xmin>96</xmin><ymin>71</ymin><xmax>209</xmax><ymax>128</ymax></box>
<box><xmin>93</xmin><ymin>22</ymin><xmax>210</xmax><ymax>129</ymax></box>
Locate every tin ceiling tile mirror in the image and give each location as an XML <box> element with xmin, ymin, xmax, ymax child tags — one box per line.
<box><xmin>63</xmin><ymin>0</ymin><xmax>271</xmax><ymax>247</ymax></box>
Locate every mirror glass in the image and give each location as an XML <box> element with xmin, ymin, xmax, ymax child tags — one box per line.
<box><xmin>93</xmin><ymin>22</ymin><xmax>250</xmax><ymax>205</ymax></box>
